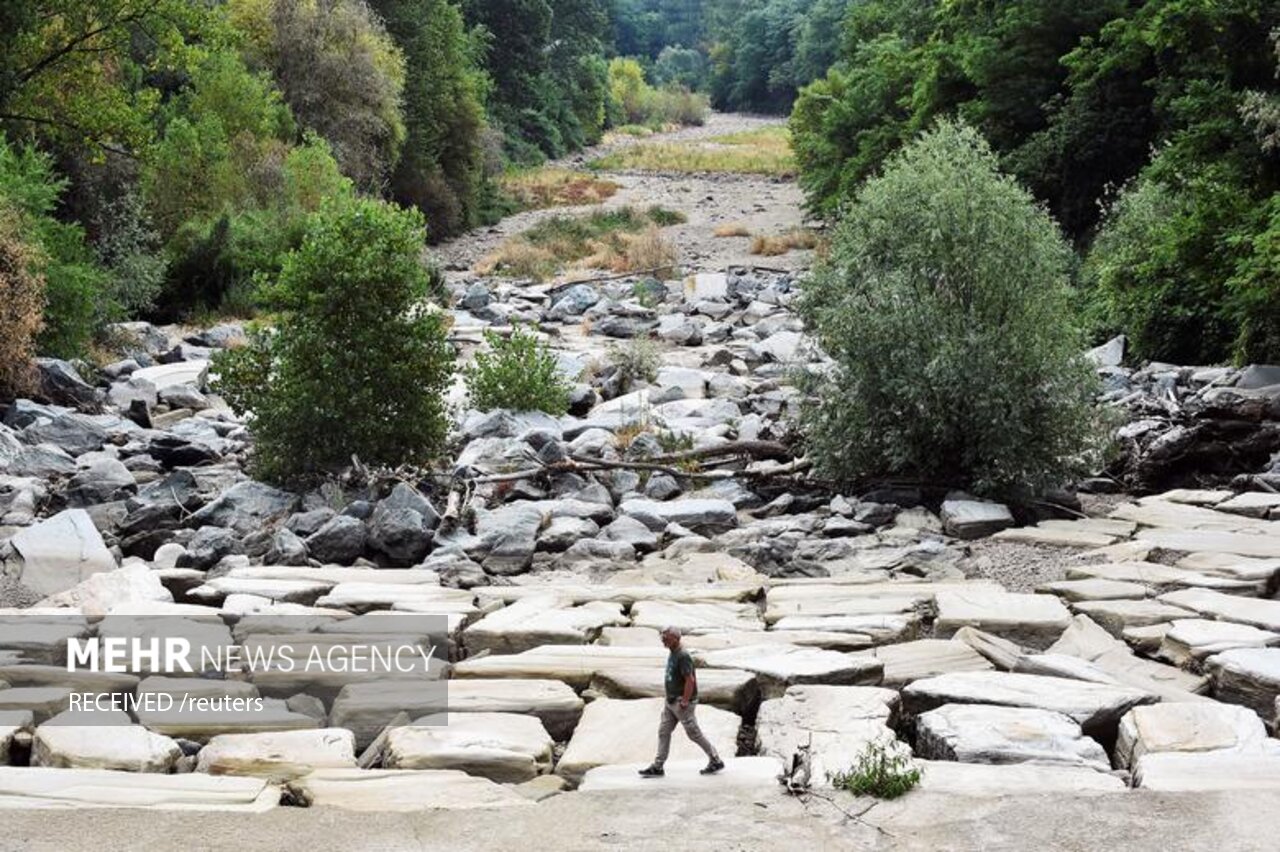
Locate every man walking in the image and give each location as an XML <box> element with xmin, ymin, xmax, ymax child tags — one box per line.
<box><xmin>638</xmin><ymin>626</ymin><xmax>725</xmax><ymax>777</ymax></box>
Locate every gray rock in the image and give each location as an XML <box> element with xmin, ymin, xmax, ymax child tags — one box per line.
<box><xmin>600</xmin><ymin>515</ymin><xmax>660</xmax><ymax>553</ymax></box>
<box><xmin>655</xmin><ymin>315</ymin><xmax>703</xmax><ymax>346</ymax></box>
<box><xmin>592</xmin><ymin>317</ymin><xmax>654</xmax><ymax>339</ymax></box>
<box><xmin>107</xmin><ymin>377</ymin><xmax>158</xmax><ymax>410</ymax></box>
<box><xmin>160</xmin><ymin>385</ymin><xmax>209</xmax><ymax>410</ymax></box>
<box><xmin>35</xmin><ymin>359</ymin><xmax>102</xmax><ymax>410</ymax></box>
<box><xmin>620</xmin><ymin>498</ymin><xmax>738</xmax><ymax>535</ymax></box>
<box><xmin>305</xmin><ymin>515</ymin><xmax>367</xmax><ymax>565</ymax></box>
<box><xmin>474</xmin><ymin>503</ymin><xmax>545</xmax><ymax>575</ymax></box>
<box><xmin>1085</xmin><ymin>335</ymin><xmax>1126</xmax><ymax>368</ymax></box>
<box><xmin>459</xmin><ymin>283</ymin><xmax>491</xmax><ymax>312</ymax></box>
<box><xmin>1236</xmin><ymin>364</ymin><xmax>1280</xmax><ymax>390</ymax></box>
<box><xmin>177</xmin><ymin>526</ymin><xmax>242</xmax><ymax>571</ymax></box>
<box><xmin>10</xmin><ymin>509</ymin><xmax>116</xmax><ymax>596</ymax></box>
<box><xmin>21</xmin><ymin>413</ymin><xmax>108</xmax><ymax>457</ymax></box>
<box><xmin>555</xmin><ymin>539</ymin><xmax>636</xmax><ymax>566</ymax></box>
<box><xmin>108</xmin><ymin>322</ymin><xmax>170</xmax><ymax>357</ymax></box>
<box><xmin>916</xmin><ymin>704</ymin><xmax>1110</xmax><ymax>771</ymax></box>
<box><xmin>547</xmin><ymin>284</ymin><xmax>599</xmax><ymax>319</ymax></box>
<box><xmin>189</xmin><ymin>481</ymin><xmax>297</xmax><ymax>535</ymax></box>
<box><xmin>367</xmin><ymin>484</ymin><xmax>440</xmax><ymax>565</ymax></box>
<box><xmin>265</xmin><ymin>528</ymin><xmax>309</xmax><ymax>566</ymax></box>
<box><xmin>940</xmin><ymin>498</ymin><xmax>1014</xmax><ymax>539</ymax></box>
<box><xmin>537</xmin><ymin>516</ymin><xmax>599</xmax><ymax>552</ymax></box>
<box><xmin>65</xmin><ymin>458</ymin><xmax>135</xmax><ymax>507</ymax></box>
<box><xmin>0</xmin><ymin>426</ymin><xmax>75</xmax><ymax>478</ymax></box>
<box><xmin>285</xmin><ymin>509</ymin><xmax>336</xmax><ymax>538</ymax></box>
<box><xmin>642</xmin><ymin>473</ymin><xmax>681</xmax><ymax>500</ymax></box>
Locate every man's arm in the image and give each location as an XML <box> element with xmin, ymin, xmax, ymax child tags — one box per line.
<box><xmin>680</xmin><ymin>662</ymin><xmax>696</xmax><ymax>708</ymax></box>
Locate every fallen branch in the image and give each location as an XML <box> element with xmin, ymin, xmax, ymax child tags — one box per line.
<box><xmin>653</xmin><ymin>440</ymin><xmax>793</xmax><ymax>465</ymax></box>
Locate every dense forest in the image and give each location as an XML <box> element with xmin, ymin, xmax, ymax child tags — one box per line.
<box><xmin>1</xmin><ymin>0</ymin><xmax>1278</xmax><ymax>387</ymax></box>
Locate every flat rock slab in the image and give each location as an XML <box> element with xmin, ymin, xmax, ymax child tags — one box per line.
<box><xmin>756</xmin><ymin>685</ymin><xmax>900</xmax><ymax>732</ymax></box>
<box><xmin>1175</xmin><ymin>552</ymin><xmax>1280</xmax><ymax>584</ymax></box>
<box><xmin>0</xmin><ymin>688</ymin><xmax>73</xmax><ymax>724</ymax></box>
<box><xmin>1157</xmin><ymin>619</ymin><xmax>1280</xmax><ymax>667</ymax></box>
<box><xmin>934</xmin><ymin>591</ymin><xmax>1071</xmax><ymax>649</ymax></box>
<box><xmin>10</xmin><ymin>509</ymin><xmax>116</xmax><ymax>597</ymax></box>
<box><xmin>1047</xmin><ymin>615</ymin><xmax>1209</xmax><ymax>702</ymax></box>
<box><xmin>578</xmin><ymin>757</ymin><xmax>782</xmax><ymax>792</ymax></box>
<box><xmin>34</xmin><ymin>711</ymin><xmax>181</xmax><ymax>772</ymax></box>
<box><xmin>1217</xmin><ymin>492</ymin><xmax>1280</xmax><ymax>518</ymax></box>
<box><xmin>629</xmin><ymin>600</ymin><xmax>764</xmax><ymax>634</ymax></box>
<box><xmin>697</xmin><ymin>644</ymin><xmax>883</xmax><ymax>697</ymax></box>
<box><xmin>1071</xmin><ymin>599</ymin><xmax>1195</xmax><ymax>638</ymax></box>
<box><xmin>288</xmin><ymin>768</ymin><xmax>533</xmax><ymax>811</ymax></box>
<box><xmin>914</xmin><ymin>760</ymin><xmax>1125</xmax><ymax>796</ymax></box>
<box><xmin>462</xmin><ymin>597</ymin><xmax>627</xmax><ymax>656</ymax></box>
<box><xmin>136</xmin><ymin>702</ymin><xmax>322</xmax><ymax>743</ymax></box>
<box><xmin>1037</xmin><ymin>579</ymin><xmax>1152</xmax><ymax>602</ymax></box>
<box><xmin>1067</xmin><ymin>562</ymin><xmax>1258</xmax><ymax>594</ymax></box>
<box><xmin>940</xmin><ymin>500</ymin><xmax>1014</xmax><ymax>540</ymax></box>
<box><xmin>1205</xmin><ymin>648</ymin><xmax>1280</xmax><ymax>717</ymax></box>
<box><xmin>384</xmin><ymin>713</ymin><xmax>553</xmax><ymax>783</ymax></box>
<box><xmin>555</xmin><ymin>697</ymin><xmax>739</xmax><ymax>785</ymax></box>
<box><xmin>196</xmin><ymin>728</ymin><xmax>355</xmax><ymax>782</ymax></box>
<box><xmin>770</xmin><ymin>614</ymin><xmax>919</xmax><ymax>645</ymax></box>
<box><xmin>686</xmin><ymin>629</ymin><xmax>874</xmax><ymax>653</ymax></box>
<box><xmin>474</xmin><ymin>584</ymin><xmax>762</xmax><ymax>606</ymax></box>
<box><xmin>991</xmin><ymin>525</ymin><xmax>1117</xmax><ymax>548</ymax></box>
<box><xmin>0</xmin><ymin>767</ymin><xmax>277</xmax><ymax>811</ymax></box>
<box><xmin>1115</xmin><ymin>500</ymin><xmax>1272</xmax><ymax>532</ymax></box>
<box><xmin>865</xmin><ymin>639</ymin><xmax>994</xmax><ymax>688</ymax></box>
<box><xmin>902</xmin><ymin>671</ymin><xmax>1156</xmax><ymax>740</ymax></box>
<box><xmin>915</xmin><ymin>705</ymin><xmax>1110</xmax><ymax>771</ymax></box>
<box><xmin>453</xmin><ymin>645</ymin><xmax>665</xmax><ymax>691</ymax></box>
<box><xmin>1115</xmin><ymin>703</ymin><xmax>1270</xmax><ymax>770</ymax></box>
<box><xmin>588</xmin><ymin>667</ymin><xmax>759</xmax><ymax>715</ymax></box>
<box><xmin>1136</xmin><ymin>528</ymin><xmax>1280</xmax><ymax>560</ymax></box>
<box><xmin>1159</xmin><ymin>589</ymin><xmax>1280</xmax><ymax>632</ymax></box>
<box><xmin>316</xmin><ymin>583</ymin><xmax>476</xmax><ymax>615</ymax></box>
<box><xmin>1133</xmin><ymin>751</ymin><xmax>1280</xmax><ymax>791</ymax></box>
<box><xmin>332</xmin><ymin>679</ymin><xmax>583</xmax><ymax>750</ymax></box>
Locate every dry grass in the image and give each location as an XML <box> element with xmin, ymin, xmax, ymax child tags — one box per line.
<box><xmin>591</xmin><ymin>125</ymin><xmax>795</xmax><ymax>177</ymax></box>
<box><xmin>475</xmin><ymin>206</ymin><xmax>684</xmax><ymax>281</ymax></box>
<box><xmin>614</xmin><ymin>419</ymin><xmax>652</xmax><ymax>450</ymax></box>
<box><xmin>499</xmin><ymin>168</ymin><xmax>620</xmax><ymax>211</ymax></box>
<box><xmin>714</xmin><ymin>222</ymin><xmax>752</xmax><ymax>238</ymax></box>
<box><xmin>750</xmin><ymin>229</ymin><xmax>819</xmax><ymax>256</ymax></box>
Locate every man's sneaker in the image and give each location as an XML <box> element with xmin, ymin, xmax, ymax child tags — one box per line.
<box><xmin>637</xmin><ymin>764</ymin><xmax>664</xmax><ymax>778</ymax></box>
<box><xmin>700</xmin><ymin>758</ymin><xmax>725</xmax><ymax>775</ymax></box>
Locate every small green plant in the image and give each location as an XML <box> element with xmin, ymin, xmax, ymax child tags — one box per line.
<box><xmin>605</xmin><ymin>338</ymin><xmax>660</xmax><ymax>392</ymax></box>
<box><xmin>829</xmin><ymin>741</ymin><xmax>922</xmax><ymax>800</ymax></box>
<box><xmin>464</xmin><ymin>326</ymin><xmax>572</xmax><ymax>414</ymax></box>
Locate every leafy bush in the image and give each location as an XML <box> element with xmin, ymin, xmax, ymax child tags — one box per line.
<box><xmin>212</xmin><ymin>197</ymin><xmax>453</xmax><ymax>482</ymax></box>
<box><xmin>800</xmin><ymin>121</ymin><xmax>1102</xmax><ymax>496</ymax></box>
<box><xmin>464</xmin><ymin>327</ymin><xmax>571</xmax><ymax>414</ymax></box>
<box><xmin>829</xmin><ymin>741</ymin><xmax>922</xmax><ymax>800</ymax></box>
<box><xmin>0</xmin><ymin>135</ymin><xmax>107</xmax><ymax>359</ymax></box>
<box><xmin>0</xmin><ymin>204</ymin><xmax>44</xmax><ymax>399</ymax></box>
<box><xmin>607</xmin><ymin>57</ymin><xmax>708</xmax><ymax>128</ymax></box>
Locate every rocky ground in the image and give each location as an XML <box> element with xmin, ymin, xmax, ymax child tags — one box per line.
<box><xmin>0</xmin><ymin>117</ymin><xmax>1278</xmax><ymax>847</ymax></box>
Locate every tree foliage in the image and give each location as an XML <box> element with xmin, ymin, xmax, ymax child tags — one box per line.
<box><xmin>800</xmin><ymin>122</ymin><xmax>1102</xmax><ymax>495</ymax></box>
<box><xmin>213</xmin><ymin>197</ymin><xmax>453</xmax><ymax>482</ymax></box>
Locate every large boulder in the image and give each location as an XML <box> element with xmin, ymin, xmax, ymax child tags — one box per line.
<box><xmin>34</xmin><ymin>711</ymin><xmax>182</xmax><ymax>772</ymax></box>
<box><xmin>196</xmin><ymin>729</ymin><xmax>357</xmax><ymax>781</ymax></box>
<box><xmin>189</xmin><ymin>481</ymin><xmax>296</xmax><ymax>536</ymax></box>
<box><xmin>1205</xmin><ymin>648</ymin><xmax>1280</xmax><ymax>717</ymax></box>
<box><xmin>1115</xmin><ymin>702</ymin><xmax>1271</xmax><ymax>770</ymax></box>
<box><xmin>305</xmin><ymin>515</ymin><xmax>368</xmax><ymax>564</ymax></box>
<box><xmin>10</xmin><ymin>509</ymin><xmax>116</xmax><ymax>597</ymax></box>
<box><xmin>915</xmin><ymin>704</ymin><xmax>1109</xmax><ymax>771</ymax></box>
<box><xmin>472</xmin><ymin>502</ymin><xmax>545</xmax><ymax>575</ymax></box>
<box><xmin>383</xmin><ymin>713</ymin><xmax>554</xmax><ymax>783</ymax></box>
<box><xmin>367</xmin><ymin>483</ymin><xmax>440</xmax><ymax>565</ymax></box>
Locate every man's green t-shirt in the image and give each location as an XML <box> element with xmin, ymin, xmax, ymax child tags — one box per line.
<box><xmin>665</xmin><ymin>648</ymin><xmax>697</xmax><ymax>702</ymax></box>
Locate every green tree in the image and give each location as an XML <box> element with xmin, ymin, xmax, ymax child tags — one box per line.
<box><xmin>370</xmin><ymin>0</ymin><xmax>487</xmax><ymax>237</ymax></box>
<box><xmin>800</xmin><ymin>122</ymin><xmax>1101</xmax><ymax>495</ymax></box>
<box><xmin>214</xmin><ymin>197</ymin><xmax>454</xmax><ymax>482</ymax></box>
<box><xmin>230</xmin><ymin>0</ymin><xmax>408</xmax><ymax>192</ymax></box>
